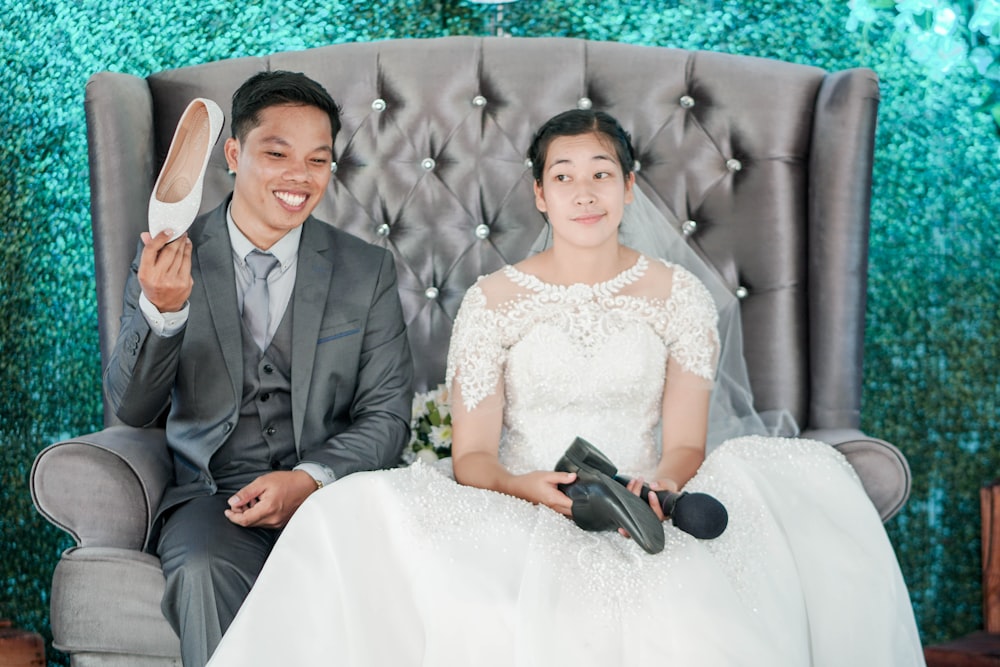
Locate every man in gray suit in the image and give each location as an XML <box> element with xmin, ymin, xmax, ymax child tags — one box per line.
<box><xmin>105</xmin><ymin>71</ymin><xmax>413</xmax><ymax>666</ymax></box>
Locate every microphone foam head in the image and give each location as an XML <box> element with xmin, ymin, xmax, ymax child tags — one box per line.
<box><xmin>672</xmin><ymin>492</ymin><xmax>728</xmax><ymax>539</ymax></box>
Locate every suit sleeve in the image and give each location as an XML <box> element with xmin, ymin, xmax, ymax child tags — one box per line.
<box><xmin>103</xmin><ymin>241</ymin><xmax>184</xmax><ymax>426</ymax></box>
<box><xmin>299</xmin><ymin>248</ymin><xmax>414</xmax><ymax>477</ymax></box>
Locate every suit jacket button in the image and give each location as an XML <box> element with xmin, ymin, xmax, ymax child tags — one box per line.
<box><xmin>270</xmin><ymin>458</ymin><xmax>281</xmax><ymax>470</ymax></box>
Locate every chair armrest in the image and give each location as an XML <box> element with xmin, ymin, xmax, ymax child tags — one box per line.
<box><xmin>801</xmin><ymin>427</ymin><xmax>911</xmax><ymax>522</ymax></box>
<box><xmin>30</xmin><ymin>425</ymin><xmax>172</xmax><ymax>550</ymax></box>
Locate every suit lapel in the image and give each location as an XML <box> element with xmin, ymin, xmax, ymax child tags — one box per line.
<box><xmin>291</xmin><ymin>218</ymin><xmax>334</xmax><ymax>448</ymax></box>
<box><xmin>193</xmin><ymin>206</ymin><xmax>244</xmax><ymax>406</ymax></box>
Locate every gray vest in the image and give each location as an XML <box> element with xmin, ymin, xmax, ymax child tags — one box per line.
<box><xmin>210</xmin><ymin>303</ymin><xmax>297</xmax><ymax>493</ymax></box>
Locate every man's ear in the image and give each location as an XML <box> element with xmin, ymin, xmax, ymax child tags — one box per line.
<box><xmin>533</xmin><ymin>181</ymin><xmax>547</xmax><ymax>213</ymax></box>
<box><xmin>224</xmin><ymin>137</ymin><xmax>240</xmax><ymax>174</ymax></box>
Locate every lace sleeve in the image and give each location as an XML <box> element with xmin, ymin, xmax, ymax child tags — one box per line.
<box><xmin>664</xmin><ymin>266</ymin><xmax>720</xmax><ymax>381</ymax></box>
<box><xmin>444</xmin><ymin>283</ymin><xmax>506</xmax><ymax>412</ymax></box>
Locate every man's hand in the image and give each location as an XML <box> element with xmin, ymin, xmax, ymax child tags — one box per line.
<box><xmin>138</xmin><ymin>230</ymin><xmax>194</xmax><ymax>313</ymax></box>
<box><xmin>224</xmin><ymin>470</ymin><xmax>318</xmax><ymax>529</ymax></box>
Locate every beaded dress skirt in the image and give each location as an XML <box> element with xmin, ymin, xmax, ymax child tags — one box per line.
<box><xmin>209</xmin><ymin>257</ymin><xmax>924</xmax><ymax>666</ymax></box>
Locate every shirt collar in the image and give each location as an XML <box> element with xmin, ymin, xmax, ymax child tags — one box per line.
<box><xmin>226</xmin><ymin>204</ymin><xmax>302</xmax><ymax>270</ymax></box>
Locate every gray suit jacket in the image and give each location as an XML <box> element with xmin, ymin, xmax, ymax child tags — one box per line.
<box><xmin>104</xmin><ymin>200</ymin><xmax>414</xmax><ymax>516</ymax></box>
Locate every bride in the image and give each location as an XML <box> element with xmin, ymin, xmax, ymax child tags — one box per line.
<box><xmin>207</xmin><ymin>109</ymin><xmax>924</xmax><ymax>665</ymax></box>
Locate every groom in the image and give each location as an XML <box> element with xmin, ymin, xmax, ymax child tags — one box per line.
<box><xmin>104</xmin><ymin>71</ymin><xmax>413</xmax><ymax>666</ymax></box>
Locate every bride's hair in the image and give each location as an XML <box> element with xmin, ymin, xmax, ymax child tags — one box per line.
<box><xmin>527</xmin><ymin>109</ymin><xmax>636</xmax><ymax>183</ymax></box>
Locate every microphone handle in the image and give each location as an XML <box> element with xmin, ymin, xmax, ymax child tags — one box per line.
<box><xmin>612</xmin><ymin>475</ymin><xmax>683</xmax><ymax>516</ymax></box>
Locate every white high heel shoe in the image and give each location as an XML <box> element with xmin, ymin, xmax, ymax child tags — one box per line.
<box><xmin>148</xmin><ymin>98</ymin><xmax>225</xmax><ymax>241</ymax></box>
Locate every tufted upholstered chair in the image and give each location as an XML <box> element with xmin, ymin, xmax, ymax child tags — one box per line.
<box><xmin>31</xmin><ymin>36</ymin><xmax>910</xmax><ymax>666</ymax></box>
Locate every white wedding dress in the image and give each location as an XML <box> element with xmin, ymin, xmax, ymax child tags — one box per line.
<box><xmin>209</xmin><ymin>256</ymin><xmax>924</xmax><ymax>666</ymax></box>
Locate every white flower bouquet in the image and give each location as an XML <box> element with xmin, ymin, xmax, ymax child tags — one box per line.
<box><xmin>404</xmin><ymin>383</ymin><xmax>453</xmax><ymax>464</ymax></box>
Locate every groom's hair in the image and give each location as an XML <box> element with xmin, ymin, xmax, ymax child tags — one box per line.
<box><xmin>527</xmin><ymin>109</ymin><xmax>636</xmax><ymax>183</ymax></box>
<box><xmin>230</xmin><ymin>70</ymin><xmax>342</xmax><ymax>144</ymax></box>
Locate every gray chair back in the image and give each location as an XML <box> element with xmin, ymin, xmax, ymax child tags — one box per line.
<box><xmin>86</xmin><ymin>35</ymin><xmax>878</xmax><ymax>437</ymax></box>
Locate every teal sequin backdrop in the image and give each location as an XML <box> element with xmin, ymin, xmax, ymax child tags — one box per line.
<box><xmin>2</xmin><ymin>1</ymin><xmax>998</xmax><ymax>663</ymax></box>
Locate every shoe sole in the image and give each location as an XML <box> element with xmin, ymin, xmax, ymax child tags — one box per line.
<box><xmin>565</xmin><ymin>470</ymin><xmax>665</xmax><ymax>555</ymax></box>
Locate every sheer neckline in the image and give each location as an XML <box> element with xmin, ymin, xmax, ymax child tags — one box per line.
<box><xmin>504</xmin><ymin>255</ymin><xmax>649</xmax><ymax>295</ymax></box>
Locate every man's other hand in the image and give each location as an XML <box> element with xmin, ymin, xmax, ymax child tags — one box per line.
<box><xmin>224</xmin><ymin>470</ymin><xmax>318</xmax><ymax>529</ymax></box>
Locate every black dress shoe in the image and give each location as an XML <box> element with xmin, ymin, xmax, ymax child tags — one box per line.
<box><xmin>556</xmin><ymin>438</ymin><xmax>665</xmax><ymax>554</ymax></box>
<box><xmin>558</xmin><ymin>437</ymin><xmax>729</xmax><ymax>541</ymax></box>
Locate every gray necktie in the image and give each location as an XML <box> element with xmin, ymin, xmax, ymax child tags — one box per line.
<box><xmin>243</xmin><ymin>250</ymin><xmax>280</xmax><ymax>350</ymax></box>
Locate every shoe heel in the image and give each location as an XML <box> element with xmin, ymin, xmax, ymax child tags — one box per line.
<box><xmin>557</xmin><ymin>437</ymin><xmax>619</xmax><ymax>476</ymax></box>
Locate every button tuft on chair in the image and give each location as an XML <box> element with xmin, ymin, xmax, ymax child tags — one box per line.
<box><xmin>376</xmin><ymin>223</ymin><xmax>391</xmax><ymax>237</ymax></box>
<box><xmin>577</xmin><ymin>97</ymin><xmax>593</xmax><ymax>110</ymax></box>
<box><xmin>633</xmin><ymin>159</ymin><xmax>641</xmax><ymax>173</ymax></box>
<box><xmin>680</xmin><ymin>95</ymin><xmax>695</xmax><ymax>109</ymax></box>
<box><xmin>735</xmin><ymin>286</ymin><xmax>749</xmax><ymax>299</ymax></box>
<box><xmin>424</xmin><ymin>286</ymin><xmax>440</xmax><ymax>300</ymax></box>
<box><xmin>330</xmin><ymin>161</ymin><xmax>337</xmax><ymax>174</ymax></box>
<box><xmin>475</xmin><ymin>224</ymin><xmax>491</xmax><ymax>240</ymax></box>
<box><xmin>524</xmin><ymin>158</ymin><xmax>533</xmax><ymax>169</ymax></box>
<box><xmin>472</xmin><ymin>95</ymin><xmax>487</xmax><ymax>107</ymax></box>
<box><xmin>682</xmin><ymin>220</ymin><xmax>698</xmax><ymax>236</ymax></box>
<box><xmin>372</xmin><ymin>98</ymin><xmax>387</xmax><ymax>112</ymax></box>
<box><xmin>421</xmin><ymin>158</ymin><xmax>436</xmax><ymax>171</ymax></box>
<box><xmin>726</xmin><ymin>158</ymin><xmax>742</xmax><ymax>172</ymax></box>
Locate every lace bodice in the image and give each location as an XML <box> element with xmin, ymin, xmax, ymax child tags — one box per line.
<box><xmin>445</xmin><ymin>255</ymin><xmax>719</xmax><ymax>476</ymax></box>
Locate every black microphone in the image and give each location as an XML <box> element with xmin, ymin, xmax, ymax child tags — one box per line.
<box><xmin>614</xmin><ymin>475</ymin><xmax>728</xmax><ymax>540</ymax></box>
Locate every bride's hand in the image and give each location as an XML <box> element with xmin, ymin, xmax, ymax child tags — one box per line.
<box><xmin>623</xmin><ymin>476</ymin><xmax>678</xmax><ymax>523</ymax></box>
<box><xmin>506</xmin><ymin>471</ymin><xmax>576</xmax><ymax>516</ymax></box>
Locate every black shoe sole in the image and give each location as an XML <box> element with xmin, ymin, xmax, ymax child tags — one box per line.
<box><xmin>560</xmin><ymin>469</ymin><xmax>665</xmax><ymax>555</ymax></box>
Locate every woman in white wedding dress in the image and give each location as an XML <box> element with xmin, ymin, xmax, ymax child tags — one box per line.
<box><xmin>208</xmin><ymin>110</ymin><xmax>924</xmax><ymax>666</ymax></box>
